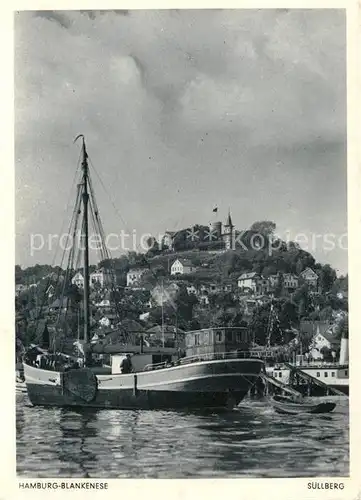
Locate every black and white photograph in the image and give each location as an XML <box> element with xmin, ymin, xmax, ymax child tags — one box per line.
<box><xmin>13</xmin><ymin>6</ymin><xmax>353</xmax><ymax>482</ymax></box>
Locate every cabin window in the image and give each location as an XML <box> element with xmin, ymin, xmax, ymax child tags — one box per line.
<box><xmin>203</xmin><ymin>331</ymin><xmax>209</xmax><ymax>344</ymax></box>
<box><xmin>324</xmin><ymin>372</ymin><xmax>328</xmax><ymax>378</ymax></box>
<box><xmin>331</xmin><ymin>372</ymin><xmax>335</xmax><ymax>377</ymax></box>
<box><xmin>279</xmin><ymin>372</ymin><xmax>282</xmax><ymax>378</ymax></box>
<box><xmin>235</xmin><ymin>332</ymin><xmax>241</xmax><ymax>343</ymax></box>
<box><xmin>194</xmin><ymin>335</ymin><xmax>200</xmax><ymax>346</ymax></box>
<box><xmin>226</xmin><ymin>331</ymin><xmax>233</xmax><ymax>342</ymax></box>
<box><xmin>316</xmin><ymin>372</ymin><xmax>320</xmax><ymax>377</ymax></box>
<box><xmin>345</xmin><ymin>370</ymin><xmax>348</xmax><ymax>376</ymax></box>
<box><xmin>215</xmin><ymin>331</ymin><xmax>223</xmax><ymax>343</ymax></box>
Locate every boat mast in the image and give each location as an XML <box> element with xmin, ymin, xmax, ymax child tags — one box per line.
<box><xmin>78</xmin><ymin>135</ymin><xmax>90</xmax><ymax>346</ymax></box>
<box><xmin>161</xmin><ymin>278</ymin><xmax>165</xmax><ymax>348</ymax></box>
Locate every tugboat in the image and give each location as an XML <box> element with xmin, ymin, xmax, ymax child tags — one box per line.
<box><xmin>22</xmin><ymin>136</ymin><xmax>264</xmax><ymax>410</ymax></box>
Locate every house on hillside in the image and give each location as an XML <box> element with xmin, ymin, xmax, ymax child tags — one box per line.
<box><xmin>308</xmin><ymin>326</ymin><xmax>340</xmax><ymax>360</ymax></box>
<box><xmin>151</xmin><ymin>282</ymin><xmax>180</xmax><ymax>305</ymax></box>
<box><xmin>71</xmin><ymin>272</ymin><xmax>84</xmax><ymax>288</ymax></box>
<box><xmin>283</xmin><ymin>273</ymin><xmax>299</xmax><ymax>292</ymax></box>
<box><xmin>207</xmin><ymin>283</ymin><xmax>221</xmax><ymax>294</ymax></box>
<box><xmin>90</xmin><ymin>268</ymin><xmax>115</xmax><ymax>288</ymax></box>
<box><xmin>96</xmin><ymin>299</ymin><xmax>111</xmax><ymax>308</ymax></box>
<box><xmin>186</xmin><ymin>284</ymin><xmax>198</xmax><ymax>295</ymax></box>
<box><xmin>256</xmin><ymin>276</ymin><xmax>270</xmax><ymax>295</ymax></box>
<box><xmin>237</xmin><ymin>272</ymin><xmax>259</xmax><ymax>293</ymax></box>
<box><xmin>162</xmin><ymin>231</ymin><xmax>176</xmax><ymax>251</ymax></box>
<box><xmin>199</xmin><ymin>293</ymin><xmax>210</xmax><ymax>306</ymax></box>
<box><xmin>126</xmin><ymin>268</ymin><xmax>147</xmax><ymax>287</ymax></box>
<box><xmin>170</xmin><ymin>258</ymin><xmax>195</xmax><ymax>275</ymax></box>
<box><xmin>49</xmin><ymin>297</ymin><xmax>69</xmax><ymax>313</ymax></box>
<box><xmin>300</xmin><ymin>267</ymin><xmax>318</xmax><ymax>289</ymax></box>
<box><xmin>268</xmin><ymin>274</ymin><xmax>280</xmax><ymax>290</ymax></box>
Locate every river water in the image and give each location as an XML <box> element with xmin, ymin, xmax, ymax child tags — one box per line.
<box><xmin>16</xmin><ymin>393</ymin><xmax>349</xmax><ymax>478</ymax></box>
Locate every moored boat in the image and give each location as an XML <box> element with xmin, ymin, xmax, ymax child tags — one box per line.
<box><xmin>23</xmin><ymin>347</ymin><xmax>263</xmax><ymax>410</ymax></box>
<box><xmin>271</xmin><ymin>395</ymin><xmax>336</xmax><ymax>415</ymax></box>
<box><xmin>22</xmin><ymin>137</ymin><xmax>264</xmax><ymax>410</ymax></box>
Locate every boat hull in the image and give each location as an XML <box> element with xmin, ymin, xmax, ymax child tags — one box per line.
<box><xmin>271</xmin><ymin>396</ymin><xmax>336</xmax><ymax>415</ymax></box>
<box><xmin>23</xmin><ymin>358</ymin><xmax>263</xmax><ymax>410</ymax></box>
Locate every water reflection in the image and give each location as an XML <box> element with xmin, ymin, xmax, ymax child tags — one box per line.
<box><xmin>56</xmin><ymin>409</ymin><xmax>99</xmax><ymax>477</ymax></box>
<box><xmin>16</xmin><ymin>394</ymin><xmax>349</xmax><ymax>478</ymax></box>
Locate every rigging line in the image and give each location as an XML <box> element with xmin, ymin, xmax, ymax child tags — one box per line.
<box><xmin>89</xmin><ymin>196</ymin><xmax>107</xmax><ymax>263</ymax></box>
<box><xmin>54</xmin><ymin>185</ymin><xmax>83</xmax><ymax>332</ymax></box>
<box><xmin>50</xmin><ymin>150</ymin><xmax>83</xmax><ymax>269</ymax></box>
<box><xmin>33</xmin><ymin>166</ymin><xmax>83</xmax><ymax>331</ymax></box>
<box><xmin>89</xmin><ymin>188</ymin><xmax>126</xmax><ymax>322</ymax></box>
<box><xmin>89</xmin><ymin>193</ymin><xmax>125</xmax><ymax>328</ymax></box>
<box><xmin>87</xmin><ymin>157</ymin><xmax>143</xmax><ymax>252</ymax></box>
<box><xmin>89</xmin><ymin>189</ymin><xmax>108</xmax><ymax>262</ymax></box>
<box><xmin>88</xmin><ymin>157</ymin><xmax>128</xmax><ymax>227</ymax></box>
<box><xmin>89</xmin><ymin>203</ymin><xmax>126</xmax><ymax>330</ymax></box>
<box><xmin>87</xmin><ymin>173</ymin><xmax>114</xmax><ymax>260</ymax></box>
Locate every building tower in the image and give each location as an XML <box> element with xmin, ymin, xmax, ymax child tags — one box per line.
<box><xmin>223</xmin><ymin>210</ymin><xmax>234</xmax><ymax>250</ymax></box>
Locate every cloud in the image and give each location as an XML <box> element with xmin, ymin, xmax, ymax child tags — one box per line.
<box><xmin>15</xmin><ymin>9</ymin><xmax>347</xmax><ymax>272</ymax></box>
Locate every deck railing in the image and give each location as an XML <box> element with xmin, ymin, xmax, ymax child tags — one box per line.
<box><xmin>143</xmin><ymin>350</ymin><xmax>264</xmax><ymax>371</ymax></box>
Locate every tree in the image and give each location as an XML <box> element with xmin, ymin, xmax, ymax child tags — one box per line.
<box><xmin>249</xmin><ymin>303</ymin><xmax>270</xmax><ymax>345</ymax></box>
<box><xmin>293</xmin><ymin>284</ymin><xmax>312</xmax><ymax>319</ymax></box>
<box><xmin>210</xmin><ymin>307</ymin><xmax>244</xmax><ymax>328</ymax></box>
<box><xmin>320</xmin><ymin>346</ymin><xmax>333</xmax><ymax>362</ymax></box>
<box><xmin>319</xmin><ymin>264</ymin><xmax>337</xmax><ymax>293</ymax></box>
<box><xmin>250</xmin><ymin>221</ymin><xmax>276</xmax><ymax>238</ymax></box>
<box><xmin>274</xmin><ymin>274</ymin><xmax>284</xmax><ymax>298</ymax></box>
<box><xmin>278</xmin><ymin>300</ymin><xmax>298</xmax><ymax>330</ymax></box>
<box><xmin>296</xmin><ymin>259</ymin><xmax>304</xmax><ymax>275</ymax></box>
<box><xmin>334</xmin><ymin>314</ymin><xmax>349</xmax><ymax>340</ymax></box>
<box><xmin>319</xmin><ymin>306</ymin><xmax>333</xmax><ymax>321</ymax></box>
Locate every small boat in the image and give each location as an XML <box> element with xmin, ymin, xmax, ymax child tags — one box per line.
<box><xmin>271</xmin><ymin>395</ymin><xmax>336</xmax><ymax>414</ymax></box>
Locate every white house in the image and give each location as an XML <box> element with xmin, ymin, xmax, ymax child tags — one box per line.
<box><xmin>186</xmin><ymin>284</ymin><xmax>198</xmax><ymax>295</ymax></box>
<box><xmin>170</xmin><ymin>259</ymin><xmax>195</xmax><ymax>275</ymax></box>
<box><xmin>99</xmin><ymin>316</ymin><xmax>111</xmax><ymax>327</ymax></box>
<box><xmin>309</xmin><ymin>327</ymin><xmax>340</xmax><ymax>360</ymax></box>
<box><xmin>96</xmin><ymin>299</ymin><xmax>111</xmax><ymax>308</ymax></box>
<box><xmin>199</xmin><ymin>294</ymin><xmax>210</xmax><ymax>306</ymax></box>
<box><xmin>126</xmin><ymin>268</ymin><xmax>147</xmax><ymax>287</ymax></box>
<box><xmin>90</xmin><ymin>268</ymin><xmax>115</xmax><ymax>288</ymax></box>
<box><xmin>237</xmin><ymin>272</ymin><xmax>259</xmax><ymax>292</ymax></box>
<box><xmin>300</xmin><ymin>267</ymin><xmax>318</xmax><ymax>289</ymax></box>
<box><xmin>283</xmin><ymin>273</ymin><xmax>299</xmax><ymax>291</ymax></box>
<box><xmin>151</xmin><ymin>282</ymin><xmax>179</xmax><ymax>306</ymax></box>
<box><xmin>72</xmin><ymin>272</ymin><xmax>84</xmax><ymax>288</ymax></box>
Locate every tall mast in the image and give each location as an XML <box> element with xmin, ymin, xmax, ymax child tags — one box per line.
<box><xmin>78</xmin><ymin>136</ymin><xmax>90</xmax><ymax>345</ymax></box>
<box><xmin>161</xmin><ymin>278</ymin><xmax>165</xmax><ymax>348</ymax></box>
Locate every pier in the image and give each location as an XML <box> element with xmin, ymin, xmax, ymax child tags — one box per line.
<box><xmin>259</xmin><ymin>373</ymin><xmax>302</xmax><ymax>397</ymax></box>
<box><xmin>283</xmin><ymin>362</ymin><xmax>346</xmax><ymax>397</ymax></box>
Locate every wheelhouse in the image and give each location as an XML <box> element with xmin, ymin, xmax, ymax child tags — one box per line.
<box><xmin>185</xmin><ymin>327</ymin><xmax>250</xmax><ymax>357</ymax></box>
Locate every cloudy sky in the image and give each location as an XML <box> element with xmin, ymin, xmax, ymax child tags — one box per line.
<box><xmin>15</xmin><ymin>9</ymin><xmax>347</xmax><ymax>273</ymax></box>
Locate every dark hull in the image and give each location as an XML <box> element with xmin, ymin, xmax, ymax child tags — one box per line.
<box><xmin>23</xmin><ymin>358</ymin><xmax>263</xmax><ymax>410</ymax></box>
<box><xmin>26</xmin><ymin>383</ymin><xmax>249</xmax><ymax>410</ymax></box>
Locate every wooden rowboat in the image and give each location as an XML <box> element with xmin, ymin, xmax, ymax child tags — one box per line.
<box><xmin>271</xmin><ymin>395</ymin><xmax>336</xmax><ymax>415</ymax></box>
